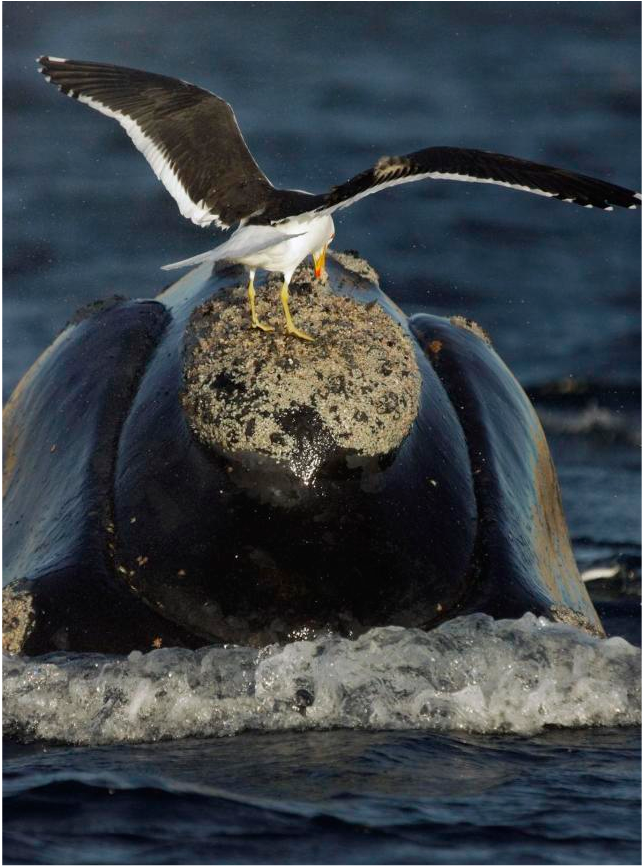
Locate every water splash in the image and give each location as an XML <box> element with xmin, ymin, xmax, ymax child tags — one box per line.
<box><xmin>536</xmin><ymin>404</ymin><xmax>640</xmax><ymax>447</ymax></box>
<box><xmin>3</xmin><ymin>614</ymin><xmax>639</xmax><ymax>746</ymax></box>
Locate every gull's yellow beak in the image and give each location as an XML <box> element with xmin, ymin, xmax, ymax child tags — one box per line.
<box><xmin>313</xmin><ymin>245</ymin><xmax>327</xmax><ymax>279</ymax></box>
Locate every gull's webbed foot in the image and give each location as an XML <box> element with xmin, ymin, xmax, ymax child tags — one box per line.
<box><xmin>285</xmin><ymin>322</ymin><xmax>315</xmax><ymax>342</ymax></box>
<box><xmin>280</xmin><ymin>281</ymin><xmax>315</xmax><ymax>342</ymax></box>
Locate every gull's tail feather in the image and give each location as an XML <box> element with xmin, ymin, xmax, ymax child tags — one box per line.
<box><xmin>161</xmin><ymin>248</ymin><xmax>219</xmax><ymax>271</ymax></box>
<box><xmin>161</xmin><ymin>226</ymin><xmax>303</xmax><ymax>271</ymax></box>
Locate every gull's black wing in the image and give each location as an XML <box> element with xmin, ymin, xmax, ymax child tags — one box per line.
<box><xmin>38</xmin><ymin>57</ymin><xmax>274</xmax><ymax>229</ymax></box>
<box><xmin>278</xmin><ymin>147</ymin><xmax>640</xmax><ymax>221</ymax></box>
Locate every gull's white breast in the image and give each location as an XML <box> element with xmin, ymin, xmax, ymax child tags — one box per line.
<box><xmin>161</xmin><ymin>215</ymin><xmax>334</xmax><ymax>274</ymax></box>
<box><xmin>236</xmin><ymin>215</ymin><xmax>335</xmax><ymax>278</ymax></box>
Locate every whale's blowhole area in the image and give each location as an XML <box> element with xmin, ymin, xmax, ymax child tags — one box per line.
<box><xmin>182</xmin><ymin>268</ymin><xmax>421</xmax><ymax>468</ymax></box>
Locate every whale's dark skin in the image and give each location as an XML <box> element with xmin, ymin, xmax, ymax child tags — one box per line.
<box><xmin>3</xmin><ymin>257</ymin><xmax>603</xmax><ymax>654</ymax></box>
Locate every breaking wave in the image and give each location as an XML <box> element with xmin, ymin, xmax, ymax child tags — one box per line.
<box><xmin>527</xmin><ymin>379</ymin><xmax>640</xmax><ymax>446</ymax></box>
<box><xmin>536</xmin><ymin>404</ymin><xmax>640</xmax><ymax>446</ymax></box>
<box><xmin>3</xmin><ymin>614</ymin><xmax>640</xmax><ymax>746</ymax></box>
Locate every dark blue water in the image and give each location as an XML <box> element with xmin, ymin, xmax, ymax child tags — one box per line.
<box><xmin>4</xmin><ymin>728</ymin><xmax>640</xmax><ymax>865</ymax></box>
<box><xmin>3</xmin><ymin>2</ymin><xmax>641</xmax><ymax>864</ymax></box>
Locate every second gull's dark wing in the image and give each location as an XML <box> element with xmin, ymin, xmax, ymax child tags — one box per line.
<box><xmin>276</xmin><ymin>147</ymin><xmax>640</xmax><ymax>221</ymax></box>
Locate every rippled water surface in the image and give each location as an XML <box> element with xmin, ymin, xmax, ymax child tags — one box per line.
<box><xmin>3</xmin><ymin>2</ymin><xmax>641</xmax><ymax>864</ymax></box>
<box><xmin>4</xmin><ymin>726</ymin><xmax>640</xmax><ymax>865</ymax></box>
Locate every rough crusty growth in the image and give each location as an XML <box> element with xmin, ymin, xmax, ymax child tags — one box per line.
<box><xmin>182</xmin><ymin>268</ymin><xmax>420</xmax><ymax>464</ymax></box>
<box><xmin>450</xmin><ymin>315</ymin><xmax>493</xmax><ymax>346</ymax></box>
<box><xmin>3</xmin><ymin>579</ymin><xmax>36</xmax><ymax>654</ymax></box>
<box><xmin>328</xmin><ymin>249</ymin><xmax>380</xmax><ymax>284</ymax></box>
<box><xmin>550</xmin><ymin>604</ymin><xmax>605</xmax><ymax>639</ymax></box>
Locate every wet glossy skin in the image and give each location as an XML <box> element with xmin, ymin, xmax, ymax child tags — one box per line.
<box><xmin>4</xmin><ymin>256</ymin><xmax>602</xmax><ymax>653</ymax></box>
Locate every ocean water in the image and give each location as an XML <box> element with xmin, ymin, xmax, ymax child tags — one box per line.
<box><xmin>3</xmin><ymin>614</ymin><xmax>641</xmax><ymax>864</ymax></box>
<box><xmin>3</xmin><ymin>2</ymin><xmax>641</xmax><ymax>864</ymax></box>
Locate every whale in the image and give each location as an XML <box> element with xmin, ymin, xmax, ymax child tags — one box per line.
<box><xmin>2</xmin><ymin>252</ymin><xmax>603</xmax><ymax>654</ymax></box>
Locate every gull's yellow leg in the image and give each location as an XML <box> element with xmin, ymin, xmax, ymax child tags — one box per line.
<box><xmin>248</xmin><ymin>273</ymin><xmax>273</xmax><ymax>332</ymax></box>
<box><xmin>280</xmin><ymin>280</ymin><xmax>314</xmax><ymax>342</ymax></box>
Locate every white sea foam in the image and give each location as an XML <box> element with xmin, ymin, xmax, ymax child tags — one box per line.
<box><xmin>3</xmin><ymin>614</ymin><xmax>640</xmax><ymax>746</ymax></box>
<box><xmin>537</xmin><ymin>404</ymin><xmax>640</xmax><ymax>447</ymax></box>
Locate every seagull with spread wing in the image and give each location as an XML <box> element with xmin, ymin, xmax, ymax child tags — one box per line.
<box><xmin>38</xmin><ymin>57</ymin><xmax>640</xmax><ymax>341</ymax></box>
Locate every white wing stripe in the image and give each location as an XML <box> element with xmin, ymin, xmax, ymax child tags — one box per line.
<box><xmin>306</xmin><ymin>168</ymin><xmax>628</xmax><ymax>220</ymax></box>
<box><xmin>427</xmin><ymin>171</ymin><xmax>555</xmax><ymax>197</ymax></box>
<box><xmin>74</xmin><ymin>93</ymin><xmax>223</xmax><ymax>228</ymax></box>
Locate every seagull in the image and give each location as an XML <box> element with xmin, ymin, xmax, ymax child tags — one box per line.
<box><xmin>38</xmin><ymin>57</ymin><xmax>640</xmax><ymax>341</ymax></box>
